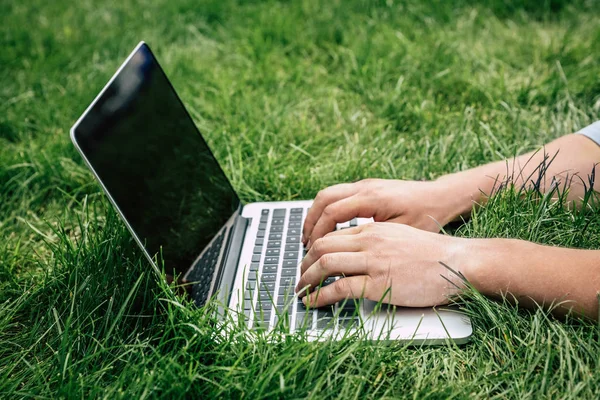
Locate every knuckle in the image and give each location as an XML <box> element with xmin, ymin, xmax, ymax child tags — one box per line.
<box><xmin>315</xmin><ymin>188</ymin><xmax>330</xmax><ymax>204</ymax></box>
<box><xmin>359</xmin><ymin>178</ymin><xmax>381</xmax><ymax>193</ymax></box>
<box><xmin>370</xmin><ymin>247</ymin><xmax>386</xmax><ymax>262</ymax></box>
<box><xmin>360</xmin><ymin>230</ymin><xmax>380</xmax><ymax>244</ymax></box>
<box><xmin>361</xmin><ymin>223</ymin><xmax>373</xmax><ymax>232</ymax></box>
<box><xmin>361</xmin><ymin>184</ymin><xmax>373</xmax><ymax>197</ymax></box>
<box><xmin>311</xmin><ymin>238</ymin><xmax>327</xmax><ymax>256</ymax></box>
<box><xmin>318</xmin><ymin>253</ymin><xmax>333</xmax><ymax>271</ymax></box>
<box><xmin>322</xmin><ymin>204</ymin><xmax>336</xmax><ymax>219</ymax></box>
<box><xmin>334</xmin><ymin>279</ymin><xmax>349</xmax><ymax>296</ymax></box>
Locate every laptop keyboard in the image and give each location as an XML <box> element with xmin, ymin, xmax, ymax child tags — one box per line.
<box><xmin>244</xmin><ymin>208</ymin><xmax>360</xmax><ymax>331</ymax></box>
<box><xmin>188</xmin><ymin>229</ymin><xmax>227</xmax><ymax>306</ymax></box>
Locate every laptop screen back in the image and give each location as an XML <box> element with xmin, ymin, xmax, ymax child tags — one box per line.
<box><xmin>72</xmin><ymin>43</ymin><xmax>241</xmax><ymax>276</ymax></box>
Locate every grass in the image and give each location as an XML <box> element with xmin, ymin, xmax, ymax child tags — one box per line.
<box><xmin>2</xmin><ymin>0</ymin><xmax>600</xmax><ymax>398</ymax></box>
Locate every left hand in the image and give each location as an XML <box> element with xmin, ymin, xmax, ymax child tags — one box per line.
<box><xmin>295</xmin><ymin>222</ymin><xmax>468</xmax><ymax>308</ymax></box>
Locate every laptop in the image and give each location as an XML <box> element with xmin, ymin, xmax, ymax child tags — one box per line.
<box><xmin>70</xmin><ymin>42</ymin><xmax>472</xmax><ymax>344</ymax></box>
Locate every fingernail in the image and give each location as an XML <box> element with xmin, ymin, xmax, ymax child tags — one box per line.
<box><xmin>302</xmin><ymin>297</ymin><xmax>307</xmax><ymax>305</ymax></box>
<box><xmin>301</xmin><ymin>234</ymin><xmax>305</xmax><ymax>243</ymax></box>
<box><xmin>306</xmin><ymin>240</ymin><xmax>311</xmax><ymax>250</ymax></box>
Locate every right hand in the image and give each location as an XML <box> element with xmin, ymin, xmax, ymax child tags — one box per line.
<box><xmin>302</xmin><ymin>178</ymin><xmax>464</xmax><ymax>248</ymax></box>
<box><xmin>296</xmin><ymin>222</ymin><xmax>468</xmax><ymax>308</ymax></box>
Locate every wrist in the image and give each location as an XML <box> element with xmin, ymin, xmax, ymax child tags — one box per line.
<box><xmin>432</xmin><ymin>172</ymin><xmax>481</xmax><ymax>222</ymax></box>
<box><xmin>456</xmin><ymin>237</ymin><xmax>530</xmax><ymax>296</ymax></box>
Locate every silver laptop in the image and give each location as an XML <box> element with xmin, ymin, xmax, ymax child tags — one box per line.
<box><xmin>70</xmin><ymin>42</ymin><xmax>472</xmax><ymax>344</ymax></box>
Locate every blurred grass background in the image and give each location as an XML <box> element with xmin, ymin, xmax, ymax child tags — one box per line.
<box><xmin>1</xmin><ymin>0</ymin><xmax>600</xmax><ymax>398</ymax></box>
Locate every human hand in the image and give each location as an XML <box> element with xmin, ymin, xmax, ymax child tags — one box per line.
<box><xmin>301</xmin><ymin>179</ymin><xmax>465</xmax><ymax>248</ymax></box>
<box><xmin>296</xmin><ymin>222</ymin><xmax>468</xmax><ymax>308</ymax></box>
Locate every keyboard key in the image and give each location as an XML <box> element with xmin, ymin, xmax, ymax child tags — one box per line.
<box><xmin>270</xmin><ymin>226</ymin><xmax>284</xmax><ymax>233</ymax></box>
<box><xmin>278</xmin><ymin>283</ymin><xmax>296</xmax><ymax>296</ymax></box>
<box><xmin>284</xmin><ymin>251</ymin><xmax>299</xmax><ymax>259</ymax></box>
<box><xmin>273</xmin><ymin>209</ymin><xmax>286</xmax><ymax>217</ymax></box>
<box><xmin>252</xmin><ymin>320</ymin><xmax>267</xmax><ymax>330</ymax></box>
<box><xmin>253</xmin><ymin>246</ymin><xmax>262</xmax><ymax>254</ymax></box>
<box><xmin>257</xmin><ymin>231</ymin><xmax>265</xmax><ymax>238</ymax></box>
<box><xmin>276</xmin><ymin>301</ymin><xmax>292</xmax><ymax>314</ymax></box>
<box><xmin>316</xmin><ymin>317</ymin><xmax>333</xmax><ymax>330</ymax></box>
<box><xmin>291</xmin><ymin>208</ymin><xmax>303</xmax><ymax>214</ymax></box>
<box><xmin>338</xmin><ymin>308</ymin><xmax>357</xmax><ymax>318</ymax></box>
<box><xmin>259</xmin><ymin>291</ymin><xmax>275</xmax><ymax>302</ymax></box>
<box><xmin>287</xmin><ymin>228</ymin><xmax>301</xmax><ymax>237</ymax></box>
<box><xmin>288</xmin><ymin>221</ymin><xmax>302</xmax><ymax>228</ymax></box>
<box><xmin>248</xmin><ymin>271</ymin><xmax>257</xmax><ymax>281</ymax></box>
<box><xmin>286</xmin><ymin>236</ymin><xmax>300</xmax><ymax>243</ymax></box>
<box><xmin>276</xmin><ymin>295</ymin><xmax>288</xmax><ymax>304</ymax></box>
<box><xmin>251</xmin><ymin>254</ymin><xmax>260</xmax><ymax>263</ymax></box>
<box><xmin>289</xmin><ymin>214</ymin><xmax>302</xmax><ymax>221</ymax></box>
<box><xmin>320</xmin><ymin>277</ymin><xmax>336</xmax><ymax>287</ymax></box>
<box><xmin>339</xmin><ymin>318</ymin><xmax>358</xmax><ymax>329</ymax></box>
<box><xmin>271</xmin><ymin>218</ymin><xmax>285</xmax><ymax>226</ymax></box>
<box><xmin>282</xmin><ymin>259</ymin><xmax>296</xmax><ymax>268</ymax></box>
<box><xmin>280</xmin><ymin>276</ymin><xmax>296</xmax><ymax>287</ymax></box>
<box><xmin>274</xmin><ymin>315</ymin><xmax>290</xmax><ymax>327</ymax></box>
<box><xmin>317</xmin><ymin>306</ymin><xmax>333</xmax><ymax>329</ymax></box>
<box><xmin>285</xmin><ymin>243</ymin><xmax>300</xmax><ymax>251</ymax></box>
<box><xmin>267</xmin><ymin>240</ymin><xmax>282</xmax><ymax>248</ymax></box>
<box><xmin>295</xmin><ymin>312</ymin><xmax>312</xmax><ymax>329</ymax></box>
<box><xmin>266</xmin><ymin>248</ymin><xmax>280</xmax><ymax>256</ymax></box>
<box><xmin>350</xmin><ymin>218</ymin><xmax>358</xmax><ymax>227</ymax></box>
<box><xmin>262</xmin><ymin>264</ymin><xmax>278</xmax><ymax>274</ymax></box>
<box><xmin>260</xmin><ymin>280</ymin><xmax>276</xmax><ymax>292</ymax></box>
<box><xmin>259</xmin><ymin>222</ymin><xmax>267</xmax><ymax>230</ymax></box>
<box><xmin>264</xmin><ymin>257</ymin><xmax>279</xmax><ymax>265</ymax></box>
<box><xmin>250</xmin><ymin>263</ymin><xmax>259</xmax><ymax>272</ymax></box>
<box><xmin>318</xmin><ymin>305</ymin><xmax>335</xmax><ymax>317</ymax></box>
<box><xmin>260</xmin><ymin>214</ymin><xmax>268</xmax><ymax>223</ymax></box>
<box><xmin>256</xmin><ymin>300</ymin><xmax>273</xmax><ymax>312</ymax></box>
<box><xmin>255</xmin><ymin>238</ymin><xmax>264</xmax><ymax>246</ymax></box>
<box><xmin>261</xmin><ymin>209</ymin><xmax>270</xmax><ymax>215</ymax></box>
<box><xmin>280</xmin><ymin>268</ymin><xmax>296</xmax><ymax>277</ymax></box>
<box><xmin>339</xmin><ymin>299</ymin><xmax>356</xmax><ymax>310</ymax></box>
<box><xmin>256</xmin><ymin>310</ymin><xmax>272</xmax><ymax>320</ymax></box>
<box><xmin>246</xmin><ymin>280</ymin><xmax>256</xmax><ymax>290</ymax></box>
<box><xmin>269</xmin><ymin>233</ymin><xmax>283</xmax><ymax>241</ymax></box>
<box><xmin>262</xmin><ymin>273</ymin><xmax>277</xmax><ymax>282</ymax></box>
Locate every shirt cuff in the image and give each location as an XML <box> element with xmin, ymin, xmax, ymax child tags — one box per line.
<box><xmin>577</xmin><ymin>121</ymin><xmax>600</xmax><ymax>146</ymax></box>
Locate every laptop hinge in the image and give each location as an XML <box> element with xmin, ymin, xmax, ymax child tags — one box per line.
<box><xmin>213</xmin><ymin>213</ymin><xmax>249</xmax><ymax>315</ymax></box>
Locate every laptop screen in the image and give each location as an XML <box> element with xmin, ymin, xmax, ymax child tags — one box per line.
<box><xmin>72</xmin><ymin>43</ymin><xmax>241</xmax><ymax>276</ymax></box>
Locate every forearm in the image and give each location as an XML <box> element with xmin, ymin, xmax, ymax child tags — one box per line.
<box><xmin>435</xmin><ymin>134</ymin><xmax>600</xmax><ymax>220</ymax></box>
<box><xmin>460</xmin><ymin>238</ymin><xmax>600</xmax><ymax>319</ymax></box>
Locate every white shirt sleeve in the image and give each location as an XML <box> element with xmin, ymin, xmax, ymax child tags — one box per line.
<box><xmin>577</xmin><ymin>121</ymin><xmax>600</xmax><ymax>146</ymax></box>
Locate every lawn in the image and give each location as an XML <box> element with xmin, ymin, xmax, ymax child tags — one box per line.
<box><xmin>2</xmin><ymin>0</ymin><xmax>600</xmax><ymax>398</ymax></box>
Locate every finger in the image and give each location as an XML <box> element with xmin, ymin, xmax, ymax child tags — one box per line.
<box><xmin>296</xmin><ymin>252</ymin><xmax>367</xmax><ymax>294</ymax></box>
<box><xmin>323</xmin><ymin>225</ymin><xmax>364</xmax><ymax>237</ymax></box>
<box><xmin>303</xmin><ymin>275</ymin><xmax>371</xmax><ymax>308</ymax></box>
<box><xmin>302</xmin><ymin>183</ymin><xmax>359</xmax><ymax>245</ymax></box>
<box><xmin>308</xmin><ymin>194</ymin><xmax>371</xmax><ymax>248</ymax></box>
<box><xmin>300</xmin><ymin>235</ymin><xmax>362</xmax><ymax>275</ymax></box>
